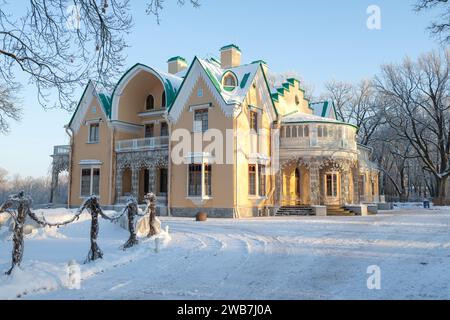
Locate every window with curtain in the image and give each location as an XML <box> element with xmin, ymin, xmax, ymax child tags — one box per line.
<box><xmin>204</xmin><ymin>165</ymin><xmax>212</xmax><ymax>196</ymax></box>
<box><xmin>249</xmin><ymin>165</ymin><xmax>257</xmax><ymax>196</ymax></box>
<box><xmin>188</xmin><ymin>164</ymin><xmax>202</xmax><ymax>196</ymax></box>
<box><xmin>81</xmin><ymin>168</ymin><xmax>100</xmax><ymax>197</ymax></box>
<box><xmin>259</xmin><ymin>165</ymin><xmax>266</xmax><ymax>197</ymax></box>
<box><xmin>89</xmin><ymin>123</ymin><xmax>99</xmax><ymax>143</ymax></box>
<box><xmin>250</xmin><ymin>110</ymin><xmax>258</xmax><ymax>133</ymax></box>
<box><xmin>194</xmin><ymin>109</ymin><xmax>208</xmax><ymax>133</ymax></box>
<box><xmin>81</xmin><ymin>169</ymin><xmax>91</xmax><ymax>197</ymax></box>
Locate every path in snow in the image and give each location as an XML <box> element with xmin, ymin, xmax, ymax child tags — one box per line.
<box><xmin>1</xmin><ymin>208</ymin><xmax>450</xmax><ymax>299</ymax></box>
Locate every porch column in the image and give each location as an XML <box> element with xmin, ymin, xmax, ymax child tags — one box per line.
<box><xmin>131</xmin><ymin>166</ymin><xmax>139</xmax><ymax>197</ymax></box>
<box><xmin>148</xmin><ymin>167</ymin><xmax>156</xmax><ymax>194</ymax></box>
<box><xmin>309</xmin><ymin>163</ymin><xmax>320</xmax><ymax>205</ymax></box>
<box><xmin>115</xmin><ymin>167</ymin><xmax>123</xmax><ymax>203</ymax></box>
<box><xmin>342</xmin><ymin>169</ymin><xmax>350</xmax><ymax>204</ymax></box>
<box><xmin>353</xmin><ymin>167</ymin><xmax>360</xmax><ymax>203</ymax></box>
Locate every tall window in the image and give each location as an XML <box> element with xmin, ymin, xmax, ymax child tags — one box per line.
<box><xmin>250</xmin><ymin>110</ymin><xmax>258</xmax><ymax>132</ymax></box>
<box><xmin>259</xmin><ymin>165</ymin><xmax>266</xmax><ymax>197</ymax></box>
<box><xmin>160</xmin><ymin>122</ymin><xmax>169</xmax><ymax>137</ymax></box>
<box><xmin>89</xmin><ymin>123</ymin><xmax>99</xmax><ymax>143</ymax></box>
<box><xmin>204</xmin><ymin>165</ymin><xmax>212</xmax><ymax>196</ymax></box>
<box><xmin>295</xmin><ymin>168</ymin><xmax>301</xmax><ymax>196</ymax></box>
<box><xmin>188</xmin><ymin>164</ymin><xmax>211</xmax><ymax>197</ymax></box>
<box><xmin>81</xmin><ymin>168</ymin><xmax>100</xmax><ymax>197</ymax></box>
<box><xmin>145</xmin><ymin>124</ymin><xmax>154</xmax><ymax>138</ymax></box>
<box><xmin>318</xmin><ymin>125</ymin><xmax>329</xmax><ymax>138</ymax></box>
<box><xmin>159</xmin><ymin>168</ymin><xmax>168</xmax><ymax>194</ymax></box>
<box><xmin>162</xmin><ymin>91</ymin><xmax>166</xmax><ymax>108</ymax></box>
<box><xmin>249</xmin><ymin>165</ymin><xmax>257</xmax><ymax>196</ymax></box>
<box><xmin>194</xmin><ymin>109</ymin><xmax>208</xmax><ymax>133</ymax></box>
<box><xmin>326</xmin><ymin>173</ymin><xmax>338</xmax><ymax>197</ymax></box>
<box><xmin>146</xmin><ymin>95</ymin><xmax>154</xmax><ymax>110</ymax></box>
<box><xmin>188</xmin><ymin>164</ymin><xmax>202</xmax><ymax>196</ymax></box>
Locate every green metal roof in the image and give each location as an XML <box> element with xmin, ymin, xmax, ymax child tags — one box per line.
<box><xmin>167</xmin><ymin>56</ymin><xmax>187</xmax><ymax>63</ymax></box>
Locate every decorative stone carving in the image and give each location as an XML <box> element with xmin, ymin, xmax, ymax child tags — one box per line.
<box><xmin>116</xmin><ymin>150</ymin><xmax>168</xmax><ymax>170</ymax></box>
<box><xmin>115</xmin><ymin>150</ymin><xmax>168</xmax><ymax>200</ymax></box>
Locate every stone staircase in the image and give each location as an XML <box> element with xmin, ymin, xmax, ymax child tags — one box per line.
<box><xmin>276</xmin><ymin>206</ymin><xmax>313</xmax><ymax>216</ymax></box>
<box><xmin>326</xmin><ymin>205</ymin><xmax>356</xmax><ymax>216</ymax></box>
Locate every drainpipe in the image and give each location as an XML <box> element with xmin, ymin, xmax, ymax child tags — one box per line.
<box><xmin>234</xmin><ymin>106</ymin><xmax>242</xmax><ymax>219</ymax></box>
<box><xmin>109</xmin><ymin>125</ymin><xmax>115</xmax><ymax>205</ymax></box>
<box><xmin>165</xmin><ymin>113</ymin><xmax>172</xmax><ymax>217</ymax></box>
<box><xmin>64</xmin><ymin>125</ymin><xmax>74</xmax><ymax>209</ymax></box>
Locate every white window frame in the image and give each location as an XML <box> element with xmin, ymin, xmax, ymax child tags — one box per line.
<box><xmin>185</xmin><ymin>153</ymin><xmax>214</xmax><ymax>203</ymax></box>
<box><xmin>80</xmin><ymin>166</ymin><xmax>101</xmax><ymax>199</ymax></box>
<box><xmin>87</xmin><ymin>122</ymin><xmax>100</xmax><ymax>144</ymax></box>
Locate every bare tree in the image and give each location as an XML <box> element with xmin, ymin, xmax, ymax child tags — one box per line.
<box><xmin>323</xmin><ymin>79</ymin><xmax>385</xmax><ymax>145</ymax></box>
<box><xmin>147</xmin><ymin>0</ymin><xmax>200</xmax><ymax>24</ymax></box>
<box><xmin>0</xmin><ymin>0</ymin><xmax>199</xmax><ymax>132</ymax></box>
<box><xmin>323</xmin><ymin>79</ymin><xmax>353</xmax><ymax>121</ymax></box>
<box><xmin>375</xmin><ymin>50</ymin><xmax>450</xmax><ymax>204</ymax></box>
<box><xmin>0</xmin><ymin>83</ymin><xmax>21</xmax><ymax>133</ymax></box>
<box><xmin>416</xmin><ymin>0</ymin><xmax>450</xmax><ymax>43</ymax></box>
<box><xmin>0</xmin><ymin>166</ymin><xmax>7</xmax><ymax>185</ymax></box>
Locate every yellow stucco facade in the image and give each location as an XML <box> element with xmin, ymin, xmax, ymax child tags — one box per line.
<box><xmin>53</xmin><ymin>45</ymin><xmax>380</xmax><ymax>218</ymax></box>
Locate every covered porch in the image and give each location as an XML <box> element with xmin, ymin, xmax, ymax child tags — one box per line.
<box><xmin>115</xmin><ymin>137</ymin><xmax>169</xmax><ymax>209</ymax></box>
<box><xmin>278</xmin><ymin>157</ymin><xmax>359</xmax><ymax>207</ymax></box>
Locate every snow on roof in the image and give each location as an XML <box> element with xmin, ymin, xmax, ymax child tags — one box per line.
<box><xmin>282</xmin><ymin>111</ymin><xmax>356</xmax><ymax>128</ymax></box>
<box><xmin>198</xmin><ymin>58</ymin><xmax>260</xmax><ymax>105</ymax></box>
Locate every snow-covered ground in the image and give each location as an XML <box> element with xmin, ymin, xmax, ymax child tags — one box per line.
<box><xmin>1</xmin><ymin>207</ymin><xmax>450</xmax><ymax>300</ymax></box>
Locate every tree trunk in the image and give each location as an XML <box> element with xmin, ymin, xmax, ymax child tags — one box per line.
<box><xmin>435</xmin><ymin>176</ymin><xmax>448</xmax><ymax>206</ymax></box>
<box><xmin>6</xmin><ymin>202</ymin><xmax>26</xmax><ymax>275</ymax></box>
<box><xmin>85</xmin><ymin>209</ymin><xmax>103</xmax><ymax>263</ymax></box>
<box><xmin>123</xmin><ymin>198</ymin><xmax>139</xmax><ymax>249</ymax></box>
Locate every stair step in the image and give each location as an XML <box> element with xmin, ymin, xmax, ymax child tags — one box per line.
<box><xmin>276</xmin><ymin>206</ymin><xmax>313</xmax><ymax>216</ymax></box>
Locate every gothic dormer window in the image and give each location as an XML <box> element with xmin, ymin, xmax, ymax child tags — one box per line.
<box><xmin>222</xmin><ymin>72</ymin><xmax>238</xmax><ymax>91</ymax></box>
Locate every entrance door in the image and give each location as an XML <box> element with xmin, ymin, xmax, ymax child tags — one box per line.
<box><xmin>324</xmin><ymin>173</ymin><xmax>340</xmax><ymax>205</ymax></box>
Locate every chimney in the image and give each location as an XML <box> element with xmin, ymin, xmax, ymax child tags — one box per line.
<box><xmin>220</xmin><ymin>44</ymin><xmax>241</xmax><ymax>69</ymax></box>
<box><xmin>167</xmin><ymin>56</ymin><xmax>188</xmax><ymax>75</ymax></box>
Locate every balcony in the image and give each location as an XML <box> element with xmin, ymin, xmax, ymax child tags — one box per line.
<box><xmin>279</xmin><ymin>123</ymin><xmax>358</xmax><ymax>160</ymax></box>
<box><xmin>115</xmin><ymin>136</ymin><xmax>169</xmax><ymax>153</ymax></box>
<box><xmin>52</xmin><ymin>145</ymin><xmax>70</xmax><ymax>156</ymax></box>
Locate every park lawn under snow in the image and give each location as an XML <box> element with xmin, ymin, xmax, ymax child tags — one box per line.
<box><xmin>1</xmin><ymin>206</ymin><xmax>450</xmax><ymax>300</ymax></box>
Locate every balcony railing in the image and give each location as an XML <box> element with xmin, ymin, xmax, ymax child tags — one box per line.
<box><xmin>115</xmin><ymin>136</ymin><xmax>169</xmax><ymax>152</ymax></box>
<box><xmin>280</xmin><ymin>123</ymin><xmax>357</xmax><ymax>152</ymax></box>
<box><xmin>52</xmin><ymin>145</ymin><xmax>70</xmax><ymax>156</ymax></box>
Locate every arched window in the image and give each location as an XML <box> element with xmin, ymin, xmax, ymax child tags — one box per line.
<box><xmin>295</xmin><ymin>95</ymin><xmax>300</xmax><ymax>106</ymax></box>
<box><xmin>222</xmin><ymin>72</ymin><xmax>238</xmax><ymax>91</ymax></box>
<box><xmin>146</xmin><ymin>95</ymin><xmax>154</xmax><ymax>110</ymax></box>
<box><xmin>162</xmin><ymin>91</ymin><xmax>166</xmax><ymax>108</ymax></box>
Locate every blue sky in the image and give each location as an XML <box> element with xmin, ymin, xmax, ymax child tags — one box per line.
<box><xmin>0</xmin><ymin>0</ymin><xmax>440</xmax><ymax>177</ymax></box>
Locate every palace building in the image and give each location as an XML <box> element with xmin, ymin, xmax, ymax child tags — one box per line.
<box><xmin>50</xmin><ymin>45</ymin><xmax>380</xmax><ymax>217</ymax></box>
